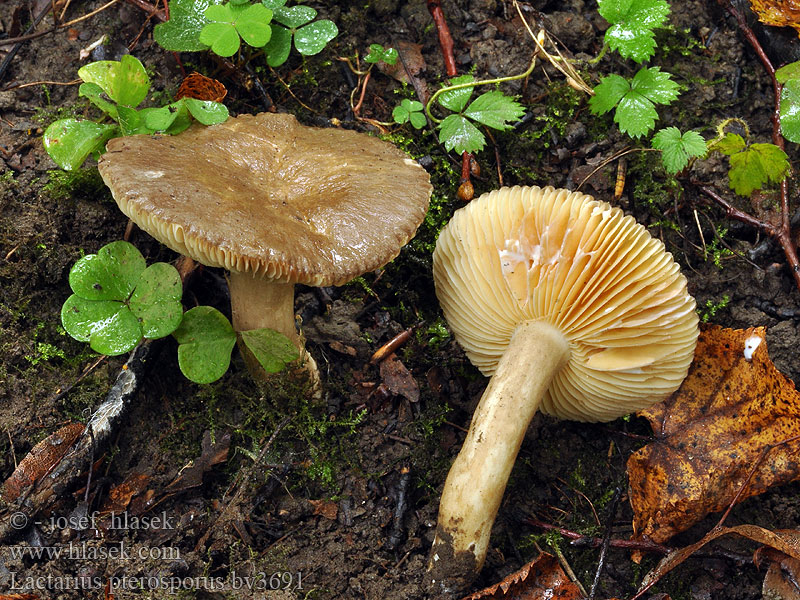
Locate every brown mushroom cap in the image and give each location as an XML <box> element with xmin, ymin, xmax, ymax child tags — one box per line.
<box><xmin>433</xmin><ymin>185</ymin><xmax>699</xmax><ymax>422</ymax></box>
<box><xmin>98</xmin><ymin>112</ymin><xmax>432</xmax><ymax>286</ymax></box>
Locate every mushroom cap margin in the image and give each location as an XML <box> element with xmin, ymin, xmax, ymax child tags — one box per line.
<box><xmin>98</xmin><ymin>112</ymin><xmax>433</xmax><ymax>287</ymax></box>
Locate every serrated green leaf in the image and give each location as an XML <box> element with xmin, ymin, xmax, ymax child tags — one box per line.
<box><xmin>69</xmin><ymin>241</ymin><xmax>146</xmax><ymax>301</ymax></box>
<box><xmin>235</xmin><ymin>3</ymin><xmax>272</xmax><ymax>47</ymax></box>
<box><xmin>438</xmin><ymin>74</ymin><xmax>476</xmax><ymax>113</ymax></box>
<box><xmin>776</xmin><ymin>61</ymin><xmax>800</xmax><ymax>84</ymax></box>
<box><xmin>129</xmin><ymin>262</ymin><xmax>183</xmax><ymax>339</ymax></box>
<box><xmin>630</xmin><ymin>67</ymin><xmax>679</xmax><ymax>104</ymax></box>
<box><xmin>79</xmin><ymin>82</ymin><xmax>118</xmax><ymax>119</ymax></box>
<box><xmin>264</xmin><ymin>24</ymin><xmax>292</xmax><ymax>66</ymax></box>
<box><xmin>652</xmin><ymin>127</ymin><xmax>706</xmax><ymax>174</ymax></box>
<box><xmin>589</xmin><ymin>74</ymin><xmax>631</xmax><ymax>115</ymax></box>
<box><xmin>154</xmin><ymin>0</ymin><xmax>222</xmax><ymax>51</ymax></box>
<box><xmin>780</xmin><ymin>78</ymin><xmax>800</xmax><ymax>143</ymax></box>
<box><xmin>715</xmin><ymin>132</ymin><xmax>746</xmax><ymax>155</ymax></box>
<box><xmin>273</xmin><ymin>5</ymin><xmax>315</xmax><ymax>28</ymax></box>
<box><xmin>463</xmin><ymin>90</ymin><xmax>525</xmax><ymax>131</ymax></box>
<box><xmin>614</xmin><ymin>90</ymin><xmax>658</xmax><ymax>137</ymax></box>
<box><xmin>728</xmin><ymin>142</ymin><xmax>789</xmax><ymax>196</ymax></box>
<box><xmin>600</xmin><ymin>0</ymin><xmax>670</xmax><ymax>62</ymax></box>
<box><xmin>42</xmin><ymin>118</ymin><xmax>117</xmax><ymax>171</ymax></box>
<box><xmin>173</xmin><ymin>306</ymin><xmax>236</xmax><ymax>384</ymax></box>
<box><xmin>183</xmin><ymin>97</ymin><xmax>229</xmax><ymax>124</ymax></box>
<box><xmin>438</xmin><ymin>114</ymin><xmax>486</xmax><ymax>154</ymax></box>
<box><xmin>240</xmin><ymin>328</ymin><xmax>299</xmax><ymax>373</ymax></box>
<box><xmin>294</xmin><ymin>20</ymin><xmax>337</xmax><ymax>55</ymax></box>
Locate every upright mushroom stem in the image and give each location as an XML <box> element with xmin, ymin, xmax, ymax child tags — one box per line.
<box><xmin>427</xmin><ymin>320</ymin><xmax>570</xmax><ymax>596</ymax></box>
<box><xmin>227</xmin><ymin>273</ymin><xmax>319</xmax><ymax>389</ymax></box>
<box><xmin>228</xmin><ymin>274</ymin><xmax>298</xmax><ymax>343</ymax></box>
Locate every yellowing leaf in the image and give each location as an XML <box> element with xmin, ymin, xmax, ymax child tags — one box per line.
<box><xmin>628</xmin><ymin>325</ymin><xmax>800</xmax><ymax>545</ymax></box>
<box><xmin>750</xmin><ymin>0</ymin><xmax>800</xmax><ymax>38</ymax></box>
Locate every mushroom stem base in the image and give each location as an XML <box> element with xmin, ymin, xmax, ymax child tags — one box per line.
<box><xmin>227</xmin><ymin>274</ymin><xmax>320</xmax><ymax>395</ymax></box>
<box><xmin>426</xmin><ymin>320</ymin><xmax>570</xmax><ymax>596</ymax></box>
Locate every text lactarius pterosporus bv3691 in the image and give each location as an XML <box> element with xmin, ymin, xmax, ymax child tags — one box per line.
<box><xmin>427</xmin><ymin>185</ymin><xmax>699</xmax><ymax>595</ymax></box>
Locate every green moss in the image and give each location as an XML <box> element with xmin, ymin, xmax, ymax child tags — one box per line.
<box><xmin>43</xmin><ymin>168</ymin><xmax>110</xmax><ymax>201</ymax></box>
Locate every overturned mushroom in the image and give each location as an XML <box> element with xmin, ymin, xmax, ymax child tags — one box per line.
<box><xmin>98</xmin><ymin>112</ymin><xmax>431</xmax><ymax>383</ymax></box>
<box><xmin>427</xmin><ymin>186</ymin><xmax>698</xmax><ymax>595</ymax></box>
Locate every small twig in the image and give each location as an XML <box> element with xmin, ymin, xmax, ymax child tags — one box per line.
<box><xmin>0</xmin><ymin>0</ymin><xmax>122</xmax><ymax>47</ymax></box>
<box><xmin>589</xmin><ymin>487</ymin><xmax>622</xmax><ymax>599</ymax></box>
<box><xmin>426</xmin><ymin>0</ymin><xmax>457</xmax><ymax>78</ymax></box>
<box><xmin>386</xmin><ymin>466</ymin><xmax>412</xmax><ymax>551</ymax></box>
<box><xmin>525</xmin><ymin>517</ymin><xmax>672</xmax><ymax>554</ymax></box>
<box><xmin>4</xmin><ymin>78</ymin><xmax>80</xmax><ymax>91</ymax></box>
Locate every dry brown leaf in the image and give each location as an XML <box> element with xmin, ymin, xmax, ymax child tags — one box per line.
<box><xmin>309</xmin><ymin>499</ymin><xmax>338</xmax><ymax>520</ymax></box>
<box><xmin>628</xmin><ymin>326</ymin><xmax>800</xmax><ymax>545</ymax></box>
<box><xmin>638</xmin><ymin>525</ymin><xmax>800</xmax><ymax>597</ymax></box>
<box><xmin>380</xmin><ymin>353</ymin><xmax>420</xmax><ymax>402</ymax></box>
<box><xmin>164</xmin><ymin>430</ymin><xmax>231</xmax><ymax>494</ymax></box>
<box><xmin>1</xmin><ymin>422</ymin><xmax>84</xmax><ymax>502</ymax></box>
<box><xmin>99</xmin><ymin>472</ymin><xmax>150</xmax><ymax>515</ymax></box>
<box><xmin>459</xmin><ymin>553</ymin><xmax>586</xmax><ymax>600</ymax></box>
<box><xmin>376</xmin><ymin>41</ymin><xmax>426</xmax><ymax>84</ymax></box>
<box><xmin>750</xmin><ymin>0</ymin><xmax>800</xmax><ymax>38</ymax></box>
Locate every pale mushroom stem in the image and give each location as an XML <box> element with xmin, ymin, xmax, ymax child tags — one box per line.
<box><xmin>427</xmin><ymin>320</ymin><xmax>570</xmax><ymax>595</ymax></box>
<box><xmin>227</xmin><ymin>273</ymin><xmax>298</xmax><ymax>344</ymax></box>
<box><xmin>227</xmin><ymin>273</ymin><xmax>319</xmax><ymax>389</ymax></box>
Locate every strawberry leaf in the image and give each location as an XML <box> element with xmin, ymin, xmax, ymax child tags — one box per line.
<box><xmin>600</xmin><ymin>0</ymin><xmax>671</xmax><ymax>63</ymax></box>
<box><xmin>728</xmin><ymin>143</ymin><xmax>789</xmax><ymax>196</ymax></box>
<box><xmin>463</xmin><ymin>91</ymin><xmax>525</xmax><ymax>131</ymax></box>
<box><xmin>438</xmin><ymin>114</ymin><xmax>485</xmax><ymax>154</ymax></box>
<box><xmin>652</xmin><ymin>127</ymin><xmax>706</xmax><ymax>174</ymax></box>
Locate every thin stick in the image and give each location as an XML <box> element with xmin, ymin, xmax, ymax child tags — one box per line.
<box><xmin>0</xmin><ymin>0</ymin><xmax>122</xmax><ymax>46</ymax></box>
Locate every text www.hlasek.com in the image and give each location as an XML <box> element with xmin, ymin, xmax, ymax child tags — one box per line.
<box><xmin>9</xmin><ymin>541</ymin><xmax>180</xmax><ymax>562</ymax></box>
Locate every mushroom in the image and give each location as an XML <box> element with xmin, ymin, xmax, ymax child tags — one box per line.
<box><xmin>97</xmin><ymin>112</ymin><xmax>431</xmax><ymax>383</ymax></box>
<box><xmin>427</xmin><ymin>186</ymin><xmax>698</xmax><ymax>594</ymax></box>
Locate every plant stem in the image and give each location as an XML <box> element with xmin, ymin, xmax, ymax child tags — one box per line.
<box><xmin>424</xmin><ymin>55</ymin><xmax>538</xmax><ymax>124</ymax></box>
<box><xmin>427</xmin><ymin>320</ymin><xmax>570</xmax><ymax>596</ymax></box>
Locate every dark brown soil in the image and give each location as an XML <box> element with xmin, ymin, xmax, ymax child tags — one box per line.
<box><xmin>1</xmin><ymin>1</ymin><xmax>799</xmax><ymax>599</ymax></box>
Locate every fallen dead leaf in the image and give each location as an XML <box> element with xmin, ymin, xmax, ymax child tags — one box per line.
<box><xmin>164</xmin><ymin>430</ymin><xmax>231</xmax><ymax>494</ymax></box>
<box><xmin>376</xmin><ymin>40</ymin><xmax>426</xmax><ymax>84</ymax></box>
<box><xmin>459</xmin><ymin>553</ymin><xmax>588</xmax><ymax>600</ymax></box>
<box><xmin>750</xmin><ymin>0</ymin><xmax>800</xmax><ymax>38</ymax></box>
<box><xmin>309</xmin><ymin>498</ymin><xmax>338</xmax><ymax>521</ymax></box>
<box><xmin>99</xmin><ymin>472</ymin><xmax>150</xmax><ymax>515</ymax></box>
<box><xmin>628</xmin><ymin>326</ymin><xmax>800</xmax><ymax>545</ymax></box>
<box><xmin>380</xmin><ymin>352</ymin><xmax>420</xmax><ymax>403</ymax></box>
<box><xmin>1</xmin><ymin>422</ymin><xmax>84</xmax><ymax>502</ymax></box>
<box><xmin>635</xmin><ymin>524</ymin><xmax>800</xmax><ymax>598</ymax></box>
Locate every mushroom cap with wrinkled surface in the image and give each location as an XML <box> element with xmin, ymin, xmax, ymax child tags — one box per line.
<box><xmin>98</xmin><ymin>112</ymin><xmax>432</xmax><ymax>286</ymax></box>
<box><xmin>433</xmin><ymin>186</ymin><xmax>699</xmax><ymax>422</ymax></box>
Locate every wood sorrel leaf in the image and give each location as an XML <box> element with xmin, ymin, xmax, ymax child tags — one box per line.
<box><xmin>293</xmin><ymin>19</ymin><xmax>337</xmax><ymax>55</ymax></box>
<box><xmin>173</xmin><ymin>306</ymin><xmax>236</xmax><ymax>384</ymax></box>
<box><xmin>129</xmin><ymin>262</ymin><xmax>183</xmax><ymax>339</ymax></box>
<box><xmin>69</xmin><ymin>241</ymin><xmax>146</xmax><ymax>301</ymax></box>
<box><xmin>154</xmin><ymin>0</ymin><xmax>221</xmax><ymax>52</ymax></box>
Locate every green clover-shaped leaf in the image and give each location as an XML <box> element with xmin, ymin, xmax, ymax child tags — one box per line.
<box><xmin>62</xmin><ymin>241</ymin><xmax>183</xmax><ymax>356</ymax></box>
<box><xmin>365</xmin><ymin>43</ymin><xmax>398</xmax><ymax>65</ymax></box>
<box><xmin>173</xmin><ymin>306</ymin><xmax>236</xmax><ymax>384</ymax></box>
<box><xmin>240</xmin><ymin>328</ymin><xmax>299</xmax><ymax>373</ymax></box>
<box><xmin>154</xmin><ymin>0</ymin><xmax>222</xmax><ymax>52</ymax></box>
<box><xmin>393</xmin><ymin>99</ymin><xmax>426</xmax><ymax>129</ymax></box>
<box><xmin>294</xmin><ymin>19</ymin><xmax>337</xmax><ymax>55</ymax></box>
